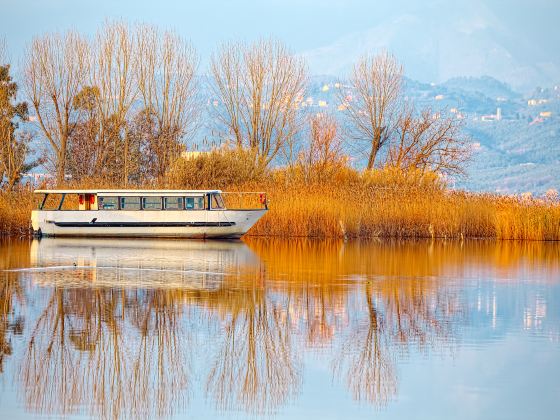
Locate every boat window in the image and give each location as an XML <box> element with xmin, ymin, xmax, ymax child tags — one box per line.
<box><xmin>37</xmin><ymin>194</ymin><xmax>48</xmax><ymax>210</ymax></box>
<box><xmin>98</xmin><ymin>196</ymin><xmax>119</xmax><ymax>210</ymax></box>
<box><xmin>120</xmin><ymin>196</ymin><xmax>141</xmax><ymax>210</ymax></box>
<box><xmin>142</xmin><ymin>196</ymin><xmax>162</xmax><ymax>210</ymax></box>
<box><xmin>59</xmin><ymin>194</ymin><xmax>80</xmax><ymax>210</ymax></box>
<box><xmin>185</xmin><ymin>196</ymin><xmax>205</xmax><ymax>210</ymax></box>
<box><xmin>39</xmin><ymin>193</ymin><xmax>62</xmax><ymax>210</ymax></box>
<box><xmin>211</xmin><ymin>193</ymin><xmax>225</xmax><ymax>209</ymax></box>
<box><xmin>164</xmin><ymin>197</ymin><xmax>183</xmax><ymax>210</ymax></box>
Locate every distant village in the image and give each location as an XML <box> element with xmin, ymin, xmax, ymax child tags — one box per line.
<box><xmin>283</xmin><ymin>78</ymin><xmax>559</xmax><ymax>125</ymax></box>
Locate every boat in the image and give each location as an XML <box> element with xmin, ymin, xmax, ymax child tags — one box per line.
<box><xmin>31</xmin><ymin>189</ymin><xmax>268</xmax><ymax>239</ymax></box>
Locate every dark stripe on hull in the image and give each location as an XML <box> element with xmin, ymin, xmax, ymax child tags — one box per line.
<box><xmin>53</xmin><ymin>221</ymin><xmax>236</xmax><ymax>228</ymax></box>
<box><xmin>40</xmin><ymin>233</ymin><xmax>244</xmax><ymax>239</ymax></box>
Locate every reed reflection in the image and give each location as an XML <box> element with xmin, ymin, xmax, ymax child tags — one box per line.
<box><xmin>0</xmin><ymin>238</ymin><xmax>557</xmax><ymax>417</ymax></box>
<box><xmin>0</xmin><ymin>239</ymin><xmax>29</xmax><ymax>373</ymax></box>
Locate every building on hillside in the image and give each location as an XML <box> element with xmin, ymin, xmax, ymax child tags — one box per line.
<box><xmin>528</xmin><ymin>99</ymin><xmax>549</xmax><ymax>106</ymax></box>
<box><xmin>481</xmin><ymin>107</ymin><xmax>502</xmax><ymax>122</ymax></box>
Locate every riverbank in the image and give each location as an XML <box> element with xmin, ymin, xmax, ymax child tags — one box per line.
<box><xmin>1</xmin><ymin>172</ymin><xmax>559</xmax><ymax>240</ymax></box>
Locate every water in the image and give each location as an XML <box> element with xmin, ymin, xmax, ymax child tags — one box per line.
<box><xmin>0</xmin><ymin>237</ymin><xmax>559</xmax><ymax>419</ymax></box>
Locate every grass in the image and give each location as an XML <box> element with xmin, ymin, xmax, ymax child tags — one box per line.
<box><xmin>247</xmin><ymin>184</ymin><xmax>560</xmax><ymax>240</ymax></box>
<box><xmin>0</xmin><ymin>189</ymin><xmax>34</xmax><ymax>237</ymax></box>
<box><xmin>1</xmin><ymin>160</ymin><xmax>559</xmax><ymax>240</ymax></box>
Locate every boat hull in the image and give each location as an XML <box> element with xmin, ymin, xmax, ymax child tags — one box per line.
<box><xmin>31</xmin><ymin>209</ymin><xmax>266</xmax><ymax>239</ymax></box>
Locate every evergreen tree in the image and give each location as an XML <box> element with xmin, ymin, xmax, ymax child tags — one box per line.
<box><xmin>0</xmin><ymin>62</ymin><xmax>38</xmax><ymax>189</ymax></box>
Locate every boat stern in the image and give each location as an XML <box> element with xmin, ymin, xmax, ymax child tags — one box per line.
<box><xmin>31</xmin><ymin>210</ymin><xmax>41</xmax><ymax>234</ymax></box>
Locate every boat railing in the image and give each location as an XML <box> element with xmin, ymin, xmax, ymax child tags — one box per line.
<box><xmin>221</xmin><ymin>192</ymin><xmax>268</xmax><ymax>210</ymax></box>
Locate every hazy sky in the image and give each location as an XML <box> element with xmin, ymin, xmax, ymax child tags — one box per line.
<box><xmin>1</xmin><ymin>0</ymin><xmax>559</xmax><ymax>81</ymax></box>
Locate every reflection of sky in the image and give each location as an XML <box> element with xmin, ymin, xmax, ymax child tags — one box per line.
<box><xmin>0</xmin><ymin>238</ymin><xmax>559</xmax><ymax>418</ymax></box>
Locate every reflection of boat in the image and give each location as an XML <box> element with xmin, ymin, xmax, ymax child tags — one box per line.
<box><xmin>26</xmin><ymin>237</ymin><xmax>261</xmax><ymax>289</ymax></box>
<box><xmin>31</xmin><ymin>189</ymin><xmax>267</xmax><ymax>238</ymax></box>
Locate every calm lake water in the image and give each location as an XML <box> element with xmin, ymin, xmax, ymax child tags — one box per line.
<box><xmin>0</xmin><ymin>237</ymin><xmax>559</xmax><ymax>419</ymax></box>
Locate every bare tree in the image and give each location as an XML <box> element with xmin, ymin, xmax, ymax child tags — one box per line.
<box><xmin>136</xmin><ymin>24</ymin><xmax>199</xmax><ymax>179</ymax></box>
<box><xmin>298</xmin><ymin>112</ymin><xmax>346</xmax><ymax>182</ymax></box>
<box><xmin>24</xmin><ymin>31</ymin><xmax>89</xmax><ymax>184</ymax></box>
<box><xmin>386</xmin><ymin>107</ymin><xmax>470</xmax><ymax>176</ymax></box>
<box><xmin>89</xmin><ymin>21</ymin><xmax>138</xmax><ymax>184</ymax></box>
<box><xmin>342</xmin><ymin>51</ymin><xmax>403</xmax><ymax>169</ymax></box>
<box><xmin>66</xmin><ymin>86</ymin><xmax>101</xmax><ymax>181</ymax></box>
<box><xmin>210</xmin><ymin>39</ymin><xmax>306</xmax><ymax>167</ymax></box>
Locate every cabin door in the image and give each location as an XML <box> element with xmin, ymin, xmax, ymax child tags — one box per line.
<box><xmin>79</xmin><ymin>194</ymin><xmax>94</xmax><ymax>211</ymax></box>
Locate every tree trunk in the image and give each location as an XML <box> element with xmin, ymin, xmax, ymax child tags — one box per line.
<box><xmin>6</xmin><ymin>175</ymin><xmax>17</xmax><ymax>191</ymax></box>
<box><xmin>56</xmin><ymin>148</ymin><xmax>66</xmax><ymax>185</ymax></box>
<box><xmin>367</xmin><ymin>141</ymin><xmax>379</xmax><ymax>170</ymax></box>
<box><xmin>123</xmin><ymin>127</ymin><xmax>129</xmax><ymax>187</ymax></box>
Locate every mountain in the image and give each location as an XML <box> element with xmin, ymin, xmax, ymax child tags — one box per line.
<box><xmin>440</xmin><ymin>76</ymin><xmax>521</xmax><ymax>101</ymax></box>
<box><xmin>299</xmin><ymin>75</ymin><xmax>560</xmax><ymax>194</ymax></box>
<box><xmin>301</xmin><ymin>2</ymin><xmax>559</xmax><ymax>92</ymax></box>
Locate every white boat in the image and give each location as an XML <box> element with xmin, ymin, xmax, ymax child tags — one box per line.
<box><xmin>31</xmin><ymin>189</ymin><xmax>268</xmax><ymax>239</ymax></box>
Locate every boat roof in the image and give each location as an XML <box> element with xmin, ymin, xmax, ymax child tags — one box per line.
<box><xmin>34</xmin><ymin>189</ymin><xmax>222</xmax><ymax>195</ymax></box>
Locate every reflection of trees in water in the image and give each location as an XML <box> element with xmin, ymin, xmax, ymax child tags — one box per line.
<box><xmin>247</xmin><ymin>238</ymin><xmax>465</xmax><ymax>406</ymax></box>
<box><xmin>0</xmin><ymin>272</ymin><xmax>24</xmax><ymax>373</ymax></box>
<box><xmin>20</xmin><ymin>286</ymin><xmax>190</xmax><ymax>418</ymax></box>
<box><xmin>199</xmin><ymin>275</ymin><xmax>301</xmax><ymax>414</ymax></box>
<box><xmin>332</xmin><ymin>281</ymin><xmax>463</xmax><ymax>406</ymax></box>
<box><xmin>2</xmin><ymin>238</ymin><xmax>556</xmax><ymax>416</ymax></box>
<box><xmin>333</xmin><ymin>286</ymin><xmax>396</xmax><ymax>406</ymax></box>
<box><xmin>20</xmin><ymin>275</ymin><xmax>301</xmax><ymax>417</ymax></box>
<box><xmin>0</xmin><ymin>268</ymin><xmax>462</xmax><ymax>413</ymax></box>
<box><xmin>0</xmin><ymin>240</ymin><xmax>29</xmax><ymax>373</ymax></box>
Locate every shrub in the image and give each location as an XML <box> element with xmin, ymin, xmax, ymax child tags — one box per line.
<box><xmin>165</xmin><ymin>147</ymin><xmax>267</xmax><ymax>189</ymax></box>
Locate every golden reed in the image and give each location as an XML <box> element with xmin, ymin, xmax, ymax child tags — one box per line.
<box><xmin>1</xmin><ymin>167</ymin><xmax>559</xmax><ymax>240</ymax></box>
<box><xmin>247</xmin><ymin>183</ymin><xmax>560</xmax><ymax>240</ymax></box>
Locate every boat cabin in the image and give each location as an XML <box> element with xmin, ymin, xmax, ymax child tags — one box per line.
<box><xmin>35</xmin><ymin>190</ymin><xmax>229</xmax><ymax>212</ymax></box>
<box><xmin>31</xmin><ymin>189</ymin><xmax>267</xmax><ymax>239</ymax></box>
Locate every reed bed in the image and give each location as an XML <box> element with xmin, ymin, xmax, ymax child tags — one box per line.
<box><xmin>0</xmin><ymin>189</ymin><xmax>34</xmax><ymax>237</ymax></box>
<box><xmin>1</xmin><ymin>165</ymin><xmax>559</xmax><ymax>240</ymax></box>
<box><xmin>246</xmin><ymin>184</ymin><xmax>560</xmax><ymax>240</ymax></box>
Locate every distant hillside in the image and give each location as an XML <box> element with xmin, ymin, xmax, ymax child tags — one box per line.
<box><xmin>441</xmin><ymin>76</ymin><xmax>521</xmax><ymax>101</ymax></box>
<box><xmin>248</xmin><ymin>75</ymin><xmax>560</xmax><ymax>194</ymax></box>
<box><xmin>301</xmin><ymin>1</ymin><xmax>560</xmax><ymax>92</ymax></box>
<box><xmin>459</xmin><ymin>119</ymin><xmax>560</xmax><ymax>193</ymax></box>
